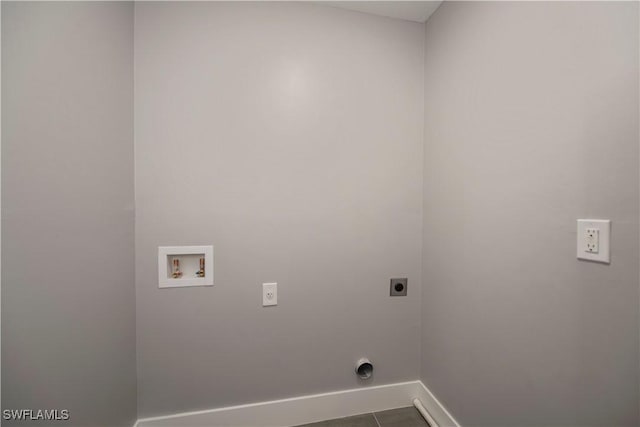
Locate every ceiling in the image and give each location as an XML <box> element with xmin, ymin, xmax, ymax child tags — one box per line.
<box><xmin>320</xmin><ymin>1</ymin><xmax>443</xmax><ymax>23</ymax></box>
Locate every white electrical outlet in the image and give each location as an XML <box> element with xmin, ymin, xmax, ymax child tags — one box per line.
<box><xmin>585</xmin><ymin>228</ymin><xmax>599</xmax><ymax>253</ymax></box>
<box><xmin>577</xmin><ymin>219</ymin><xmax>610</xmax><ymax>263</ymax></box>
<box><xmin>262</xmin><ymin>282</ymin><xmax>277</xmax><ymax>306</ymax></box>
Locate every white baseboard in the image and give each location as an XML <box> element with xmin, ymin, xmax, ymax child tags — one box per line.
<box><xmin>135</xmin><ymin>379</ymin><xmax>459</xmax><ymax>427</ymax></box>
<box><xmin>415</xmin><ymin>380</ymin><xmax>460</xmax><ymax>427</ymax></box>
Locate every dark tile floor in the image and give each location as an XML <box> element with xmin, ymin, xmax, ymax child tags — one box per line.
<box><xmin>295</xmin><ymin>407</ymin><xmax>429</xmax><ymax>427</ymax></box>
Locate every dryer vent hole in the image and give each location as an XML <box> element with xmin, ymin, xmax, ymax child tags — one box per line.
<box><xmin>355</xmin><ymin>359</ymin><xmax>373</xmax><ymax>380</ymax></box>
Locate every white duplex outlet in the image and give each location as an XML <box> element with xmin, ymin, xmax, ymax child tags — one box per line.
<box><xmin>585</xmin><ymin>228</ymin><xmax>599</xmax><ymax>253</ymax></box>
<box><xmin>577</xmin><ymin>219</ymin><xmax>610</xmax><ymax>264</ymax></box>
<box><xmin>262</xmin><ymin>282</ymin><xmax>277</xmax><ymax>307</ymax></box>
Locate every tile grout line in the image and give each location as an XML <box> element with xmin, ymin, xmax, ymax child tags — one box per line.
<box><xmin>372</xmin><ymin>412</ymin><xmax>382</xmax><ymax>427</ymax></box>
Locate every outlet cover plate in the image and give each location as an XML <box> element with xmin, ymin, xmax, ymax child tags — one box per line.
<box><xmin>390</xmin><ymin>278</ymin><xmax>408</xmax><ymax>296</ymax></box>
<box><xmin>577</xmin><ymin>219</ymin><xmax>610</xmax><ymax>264</ymax></box>
<box><xmin>263</xmin><ymin>282</ymin><xmax>278</xmax><ymax>306</ymax></box>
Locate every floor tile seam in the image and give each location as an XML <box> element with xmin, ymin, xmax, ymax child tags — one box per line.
<box><xmin>372</xmin><ymin>412</ymin><xmax>382</xmax><ymax>427</ymax></box>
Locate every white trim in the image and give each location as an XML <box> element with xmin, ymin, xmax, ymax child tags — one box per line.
<box><xmin>413</xmin><ymin>398</ymin><xmax>440</xmax><ymax>427</ymax></box>
<box><xmin>135</xmin><ymin>379</ymin><xmax>460</xmax><ymax>427</ymax></box>
<box><xmin>416</xmin><ymin>381</ymin><xmax>460</xmax><ymax>427</ymax></box>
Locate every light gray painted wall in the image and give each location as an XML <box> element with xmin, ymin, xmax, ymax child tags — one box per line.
<box><xmin>1</xmin><ymin>2</ymin><xmax>136</xmax><ymax>426</ymax></box>
<box><xmin>135</xmin><ymin>2</ymin><xmax>424</xmax><ymax>417</ymax></box>
<box><xmin>421</xmin><ymin>2</ymin><xmax>639</xmax><ymax>426</ymax></box>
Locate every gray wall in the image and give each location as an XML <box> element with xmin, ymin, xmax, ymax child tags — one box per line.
<box><xmin>135</xmin><ymin>2</ymin><xmax>424</xmax><ymax>417</ymax></box>
<box><xmin>421</xmin><ymin>2</ymin><xmax>639</xmax><ymax>426</ymax></box>
<box><xmin>2</xmin><ymin>2</ymin><xmax>136</xmax><ymax>426</ymax></box>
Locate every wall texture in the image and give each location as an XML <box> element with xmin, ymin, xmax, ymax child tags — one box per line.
<box><xmin>1</xmin><ymin>2</ymin><xmax>136</xmax><ymax>425</ymax></box>
<box><xmin>421</xmin><ymin>2</ymin><xmax>639</xmax><ymax>426</ymax></box>
<box><xmin>135</xmin><ymin>2</ymin><xmax>424</xmax><ymax>417</ymax></box>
